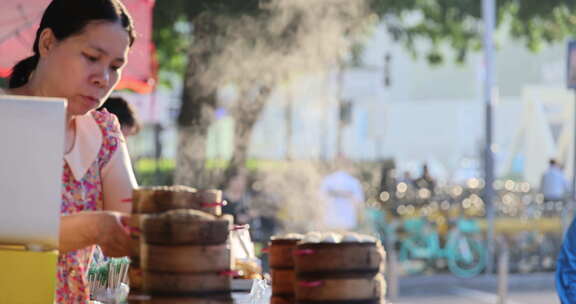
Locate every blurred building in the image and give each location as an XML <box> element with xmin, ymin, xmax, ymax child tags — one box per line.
<box><xmin>128</xmin><ymin>22</ymin><xmax>573</xmax><ymax>185</ymax></box>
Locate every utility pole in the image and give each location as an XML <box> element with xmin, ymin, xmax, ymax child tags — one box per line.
<box><xmin>482</xmin><ymin>0</ymin><xmax>497</xmax><ymax>275</ymax></box>
<box><xmin>285</xmin><ymin>88</ymin><xmax>294</xmax><ymax>160</ymax></box>
<box><xmin>336</xmin><ymin>63</ymin><xmax>345</xmax><ymax>158</ymax></box>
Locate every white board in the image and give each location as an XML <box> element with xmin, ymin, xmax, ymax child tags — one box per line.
<box><xmin>0</xmin><ymin>95</ymin><xmax>66</xmax><ymax>250</ymax></box>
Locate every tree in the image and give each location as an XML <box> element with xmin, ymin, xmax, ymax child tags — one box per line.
<box><xmin>152</xmin><ymin>0</ymin><xmax>576</xmax><ymax>189</ymax></box>
<box><xmin>154</xmin><ymin>0</ymin><xmax>258</xmax><ymax>187</ymax></box>
<box><xmin>154</xmin><ymin>0</ymin><xmax>370</xmax><ymax>188</ymax></box>
<box><xmin>153</xmin><ymin>1</ymin><xmax>262</xmax><ymax>188</ymax></box>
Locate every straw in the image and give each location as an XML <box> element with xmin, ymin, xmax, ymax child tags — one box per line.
<box><xmin>88</xmin><ymin>256</ymin><xmax>131</xmax><ymax>301</ymax></box>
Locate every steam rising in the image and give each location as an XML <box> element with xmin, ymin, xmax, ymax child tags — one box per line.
<box><xmin>183</xmin><ymin>0</ymin><xmax>373</xmax><ymax>229</ymax></box>
<box><xmin>191</xmin><ymin>0</ymin><xmax>373</xmax><ymax>93</ymax></box>
<box><xmin>258</xmin><ymin>162</ymin><xmax>327</xmax><ymax>232</ymax></box>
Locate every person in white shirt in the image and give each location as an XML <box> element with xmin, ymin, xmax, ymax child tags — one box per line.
<box><xmin>319</xmin><ymin>168</ymin><xmax>365</xmax><ymax>231</ymax></box>
<box><xmin>540</xmin><ymin>159</ymin><xmax>569</xmax><ymax>202</ymax></box>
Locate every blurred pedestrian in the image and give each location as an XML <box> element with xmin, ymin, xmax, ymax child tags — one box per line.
<box><xmin>399</xmin><ymin>171</ymin><xmax>415</xmax><ymax>187</ymax></box>
<box><xmin>378</xmin><ymin>160</ymin><xmax>396</xmax><ymax>194</ymax></box>
<box><xmin>319</xmin><ymin>159</ymin><xmax>365</xmax><ymax>231</ymax></box>
<box><xmin>415</xmin><ymin>164</ymin><xmax>436</xmax><ymax>193</ymax></box>
<box><xmin>222</xmin><ymin>168</ymin><xmax>251</xmax><ymax>225</ymax></box>
<box><xmin>540</xmin><ymin>159</ymin><xmax>569</xmax><ymax>202</ymax></box>
<box><xmin>98</xmin><ymin>96</ymin><xmax>141</xmax><ymax>138</ymax></box>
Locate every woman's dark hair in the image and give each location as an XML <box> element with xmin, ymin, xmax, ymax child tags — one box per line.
<box><xmin>9</xmin><ymin>0</ymin><xmax>135</xmax><ymax>89</ymax></box>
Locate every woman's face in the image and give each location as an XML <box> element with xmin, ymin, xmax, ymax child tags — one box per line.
<box><xmin>37</xmin><ymin>21</ymin><xmax>130</xmax><ymax>116</ymax></box>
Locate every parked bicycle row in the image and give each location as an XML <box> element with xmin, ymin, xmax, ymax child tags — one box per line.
<box><xmin>366</xmin><ymin>179</ymin><xmax>565</xmax><ymax>277</ymax></box>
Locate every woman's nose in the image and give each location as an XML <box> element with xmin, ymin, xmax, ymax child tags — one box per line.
<box><xmin>92</xmin><ymin>67</ymin><xmax>110</xmax><ymax>88</ymax></box>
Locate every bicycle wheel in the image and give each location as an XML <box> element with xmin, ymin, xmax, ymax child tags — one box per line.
<box><xmin>447</xmin><ymin>235</ymin><xmax>486</xmax><ymax>278</ymax></box>
<box><xmin>398</xmin><ymin>238</ymin><xmax>430</xmax><ymax>275</ymax></box>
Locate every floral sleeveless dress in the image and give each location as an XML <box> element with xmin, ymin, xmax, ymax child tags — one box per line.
<box><xmin>55</xmin><ymin>110</ymin><xmax>121</xmax><ymax>303</ymax></box>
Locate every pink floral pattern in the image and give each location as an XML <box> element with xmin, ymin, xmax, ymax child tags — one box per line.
<box><xmin>55</xmin><ymin>110</ymin><xmax>121</xmax><ymax>303</ymax></box>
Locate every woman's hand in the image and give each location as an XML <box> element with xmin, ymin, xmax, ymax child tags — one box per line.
<box><xmin>91</xmin><ymin>211</ymin><xmax>131</xmax><ymax>257</ymax></box>
<box><xmin>59</xmin><ymin>211</ymin><xmax>130</xmax><ymax>256</ymax></box>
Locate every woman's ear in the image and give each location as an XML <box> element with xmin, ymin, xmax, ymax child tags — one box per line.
<box><xmin>38</xmin><ymin>28</ymin><xmax>56</xmax><ymax>57</ymax></box>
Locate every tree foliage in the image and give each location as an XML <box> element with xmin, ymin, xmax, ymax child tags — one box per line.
<box><xmin>153</xmin><ymin>0</ymin><xmax>262</xmax><ymax>81</ymax></box>
<box><xmin>369</xmin><ymin>0</ymin><xmax>576</xmax><ymax>64</ymax></box>
<box><xmin>154</xmin><ymin>0</ymin><xmax>576</xmax><ymax>73</ymax></box>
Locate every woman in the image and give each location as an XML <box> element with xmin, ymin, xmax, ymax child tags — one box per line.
<box><xmin>2</xmin><ymin>0</ymin><xmax>137</xmax><ymax>302</ymax></box>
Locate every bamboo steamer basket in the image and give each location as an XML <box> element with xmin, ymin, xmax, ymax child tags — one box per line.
<box><xmin>271</xmin><ymin>268</ymin><xmax>296</xmax><ymax>296</ymax></box>
<box><xmin>128</xmin><ymin>267</ymin><xmax>144</xmax><ymax>292</ymax></box>
<box><xmin>130</xmin><ymin>236</ymin><xmax>141</xmax><ymax>262</ymax></box>
<box><xmin>294</xmin><ymin>242</ymin><xmax>384</xmax><ymax>274</ymax></box>
<box><xmin>269</xmin><ymin>238</ymin><xmax>300</xmax><ymax>269</ymax></box>
<box><xmin>128</xmin><ymin>214</ymin><xmax>143</xmax><ymax>237</ymax></box>
<box><xmin>295</xmin><ymin>273</ymin><xmax>385</xmax><ymax>302</ymax></box>
<box><xmin>134</xmin><ymin>297</ymin><xmax>233</xmax><ymax>304</ymax></box>
<box><xmin>130</xmin><ymin>188</ymin><xmax>228</xmax><ymax>268</ymax></box>
<box><xmin>128</xmin><ymin>214</ymin><xmax>143</xmax><ymax>263</ymax></box>
<box><xmin>134</xmin><ymin>187</ymin><xmax>224</xmax><ymax>216</ymax></box>
<box><xmin>195</xmin><ymin>189</ymin><xmax>225</xmax><ymax>217</ymax></box>
<box><xmin>143</xmin><ymin>271</ymin><xmax>232</xmax><ymax>295</ymax></box>
<box><xmin>271</xmin><ymin>295</ymin><xmax>295</xmax><ymax>304</ymax></box>
<box><xmin>141</xmin><ymin>210</ymin><xmax>231</xmax><ymax>245</ymax></box>
<box><xmin>296</xmin><ymin>299</ymin><xmax>385</xmax><ymax>304</ymax></box>
<box><xmin>141</xmin><ymin>243</ymin><xmax>231</xmax><ymax>273</ymax></box>
<box><xmin>129</xmin><ymin>296</ymin><xmax>233</xmax><ymax>304</ymax></box>
<box><xmin>133</xmin><ymin>186</ymin><xmax>196</xmax><ymax>214</ymax></box>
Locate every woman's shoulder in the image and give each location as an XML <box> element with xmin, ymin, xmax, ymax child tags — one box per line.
<box><xmin>91</xmin><ymin>109</ymin><xmax>123</xmax><ymax>138</ymax></box>
<box><xmin>90</xmin><ymin>109</ymin><xmax>124</xmax><ymax>168</ymax></box>
<box><xmin>89</xmin><ymin>109</ymin><xmax>124</xmax><ymax>151</ymax></box>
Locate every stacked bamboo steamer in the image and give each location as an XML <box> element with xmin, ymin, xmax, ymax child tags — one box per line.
<box><xmin>128</xmin><ymin>186</ymin><xmax>234</xmax><ymax>304</ymax></box>
<box><xmin>268</xmin><ymin>234</ymin><xmax>304</xmax><ymax>304</ymax></box>
<box><xmin>291</xmin><ymin>232</ymin><xmax>386</xmax><ymax>304</ymax></box>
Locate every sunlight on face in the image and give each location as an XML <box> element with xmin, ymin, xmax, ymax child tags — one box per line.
<box><xmin>40</xmin><ymin>21</ymin><xmax>131</xmax><ymax>116</ymax></box>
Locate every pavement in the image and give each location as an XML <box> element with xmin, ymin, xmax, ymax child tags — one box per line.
<box><xmin>390</xmin><ymin>272</ymin><xmax>558</xmax><ymax>304</ymax></box>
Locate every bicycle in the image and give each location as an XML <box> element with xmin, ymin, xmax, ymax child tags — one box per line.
<box><xmin>398</xmin><ymin>216</ymin><xmax>486</xmax><ymax>277</ymax></box>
